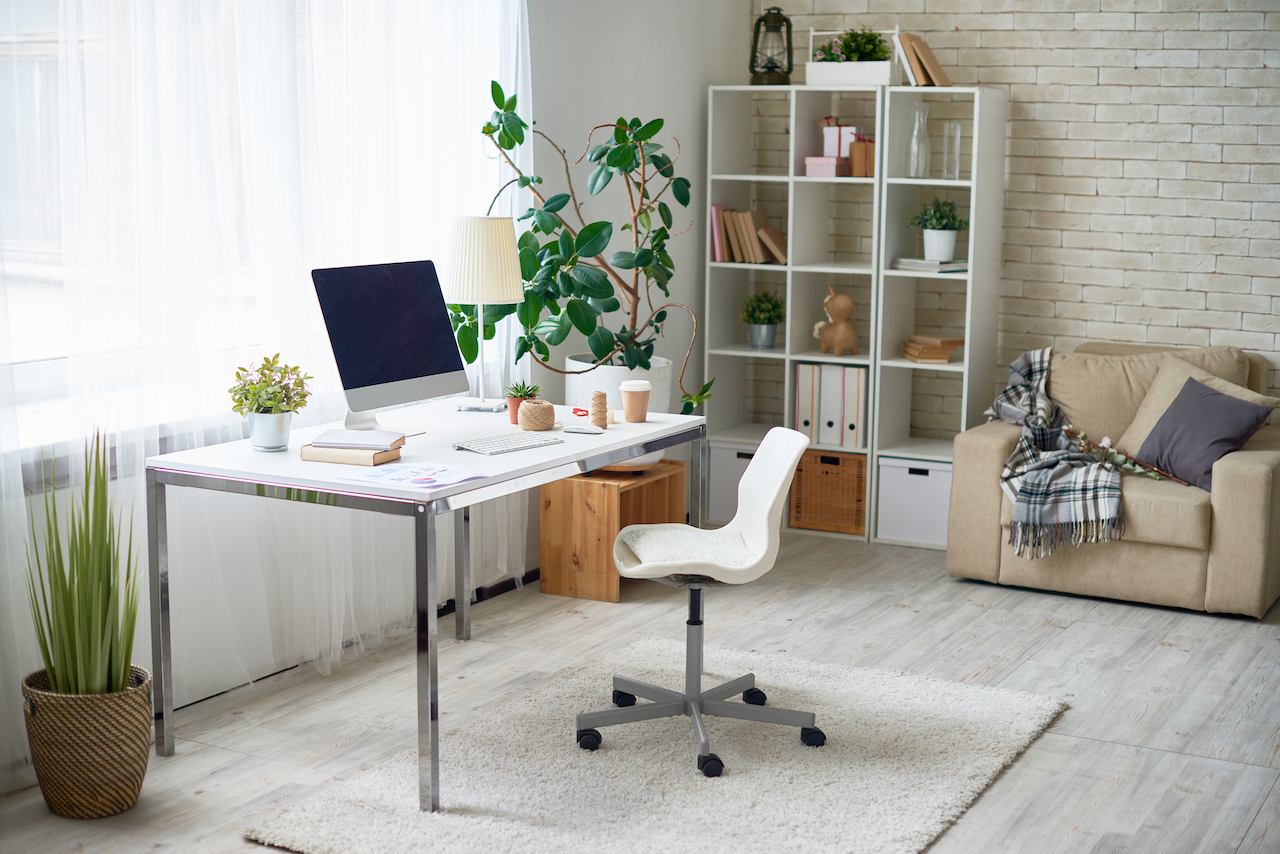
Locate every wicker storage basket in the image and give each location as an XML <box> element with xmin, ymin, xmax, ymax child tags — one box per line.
<box><xmin>22</xmin><ymin>665</ymin><xmax>152</xmax><ymax>819</ymax></box>
<box><xmin>789</xmin><ymin>450</ymin><xmax>866</xmax><ymax>535</ymax></box>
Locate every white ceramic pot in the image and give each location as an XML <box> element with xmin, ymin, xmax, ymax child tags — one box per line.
<box><xmin>805</xmin><ymin>60</ymin><xmax>897</xmax><ymax>86</ymax></box>
<box><xmin>247</xmin><ymin>411</ymin><xmax>292</xmax><ymax>452</ymax></box>
<box><xmin>922</xmin><ymin>229</ymin><xmax>958</xmax><ymax>262</ymax></box>
<box><xmin>564</xmin><ymin>354</ymin><xmax>673</xmax><ymax>467</ymax></box>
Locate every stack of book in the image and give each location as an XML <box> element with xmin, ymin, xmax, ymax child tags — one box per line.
<box><xmin>896</xmin><ymin>33</ymin><xmax>951</xmax><ymax>87</ymax></box>
<box><xmin>902</xmin><ymin>334</ymin><xmax>964</xmax><ymax>364</ymax></box>
<box><xmin>893</xmin><ymin>257</ymin><xmax>967</xmax><ymax>274</ymax></box>
<box><xmin>710</xmin><ymin>206</ymin><xmax>787</xmax><ymax>265</ymax></box>
<box><xmin>300</xmin><ymin>428</ymin><xmax>406</xmax><ymax>466</ymax></box>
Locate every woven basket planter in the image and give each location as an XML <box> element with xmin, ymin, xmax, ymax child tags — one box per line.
<box><xmin>22</xmin><ymin>665</ymin><xmax>152</xmax><ymax>819</ymax></box>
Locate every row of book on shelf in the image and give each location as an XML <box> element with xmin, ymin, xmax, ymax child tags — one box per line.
<box><xmin>895</xmin><ymin>33</ymin><xmax>951</xmax><ymax>88</ymax></box>
<box><xmin>902</xmin><ymin>334</ymin><xmax>964</xmax><ymax>364</ymax></box>
<box><xmin>711</xmin><ymin>206</ymin><xmax>787</xmax><ymax>265</ymax></box>
<box><xmin>794</xmin><ymin>364</ymin><xmax>867</xmax><ymax>449</ymax></box>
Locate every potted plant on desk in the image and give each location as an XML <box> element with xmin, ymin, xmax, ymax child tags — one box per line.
<box><xmin>22</xmin><ymin>433</ymin><xmax>151</xmax><ymax>818</ymax></box>
<box><xmin>455</xmin><ymin>82</ymin><xmax>713</xmax><ymax>423</ymax></box>
<box><xmin>503</xmin><ymin>380</ymin><xmax>541</xmax><ymax>425</ymax></box>
<box><xmin>229</xmin><ymin>353</ymin><xmax>312</xmax><ymax>451</ymax></box>
<box><xmin>909</xmin><ymin>197</ymin><xmax>969</xmax><ymax>263</ymax></box>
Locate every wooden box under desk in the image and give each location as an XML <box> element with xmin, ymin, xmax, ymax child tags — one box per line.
<box><xmin>539</xmin><ymin>459</ymin><xmax>686</xmax><ymax>603</ymax></box>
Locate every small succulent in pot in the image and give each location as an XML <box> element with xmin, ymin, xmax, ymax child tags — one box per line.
<box><xmin>503</xmin><ymin>380</ymin><xmax>542</xmax><ymax>424</ymax></box>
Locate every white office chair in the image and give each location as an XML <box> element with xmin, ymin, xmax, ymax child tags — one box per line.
<box><xmin>575</xmin><ymin>427</ymin><xmax>823</xmax><ymax>777</ymax></box>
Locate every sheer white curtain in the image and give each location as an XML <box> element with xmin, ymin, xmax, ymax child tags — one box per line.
<box><xmin>0</xmin><ymin>0</ymin><xmax>532</xmax><ymax>795</ymax></box>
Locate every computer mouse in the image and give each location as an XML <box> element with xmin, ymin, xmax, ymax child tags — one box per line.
<box><xmin>564</xmin><ymin>424</ymin><xmax>605</xmax><ymax>434</ymax></box>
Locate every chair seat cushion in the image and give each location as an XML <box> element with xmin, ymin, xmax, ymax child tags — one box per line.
<box><xmin>1002</xmin><ymin>474</ymin><xmax>1210</xmax><ymax>551</ymax></box>
<box><xmin>618</xmin><ymin>526</ymin><xmax>756</xmax><ymax>568</ymax></box>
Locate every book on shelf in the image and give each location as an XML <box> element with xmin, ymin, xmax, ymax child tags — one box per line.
<box><xmin>898</xmin><ymin>33</ymin><xmax>929</xmax><ymax>86</ymax></box>
<box><xmin>300</xmin><ymin>444</ymin><xmax>403</xmax><ymax>466</ymax></box>
<box><xmin>758</xmin><ymin>225</ymin><xmax>788</xmax><ymax>265</ymax></box>
<box><xmin>310</xmin><ymin>428</ymin><xmax>406</xmax><ymax>451</ymax></box>
<box><xmin>745</xmin><ymin>210</ymin><xmax>773</xmax><ymax>263</ymax></box>
<box><xmin>893</xmin><ymin>257</ymin><xmax>967</xmax><ymax>273</ymax></box>
<box><xmin>710</xmin><ymin>205</ymin><xmax>730</xmax><ymax>263</ymax></box>
<box><xmin>711</xmin><ymin>207</ymin><xmax>785</xmax><ymax>265</ymax></box>
<box><xmin>736</xmin><ymin>211</ymin><xmax>761</xmax><ymax>263</ymax></box>
<box><xmin>908</xmin><ymin>334</ymin><xmax>965</xmax><ymax>348</ymax></box>
<box><xmin>910</xmin><ymin>37</ymin><xmax>951</xmax><ymax>87</ymax></box>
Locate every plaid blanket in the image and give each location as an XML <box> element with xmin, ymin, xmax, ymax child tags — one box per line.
<box><xmin>986</xmin><ymin>348</ymin><xmax>1123</xmax><ymax>559</ymax></box>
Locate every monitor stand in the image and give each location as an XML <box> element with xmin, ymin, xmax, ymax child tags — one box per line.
<box><xmin>345</xmin><ymin>409</ymin><xmax>392</xmax><ymax>431</ymax></box>
<box><xmin>454</xmin><ymin>397</ymin><xmax>508</xmax><ymax>413</ymax></box>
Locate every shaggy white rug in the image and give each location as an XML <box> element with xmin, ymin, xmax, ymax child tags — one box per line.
<box><xmin>246</xmin><ymin>638</ymin><xmax>1065</xmax><ymax>854</ymax></box>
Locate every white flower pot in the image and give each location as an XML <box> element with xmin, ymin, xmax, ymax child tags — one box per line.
<box><xmin>805</xmin><ymin>60</ymin><xmax>898</xmax><ymax>86</ymax></box>
<box><xmin>247</xmin><ymin>411</ymin><xmax>292</xmax><ymax>452</ymax></box>
<box><xmin>564</xmin><ymin>355</ymin><xmax>673</xmax><ymax>467</ymax></box>
<box><xmin>922</xmin><ymin>229</ymin><xmax>958</xmax><ymax>263</ymax></box>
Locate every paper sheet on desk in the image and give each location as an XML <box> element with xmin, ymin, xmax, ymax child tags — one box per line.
<box><xmin>333</xmin><ymin>464</ymin><xmax>486</xmax><ymax>489</ymax></box>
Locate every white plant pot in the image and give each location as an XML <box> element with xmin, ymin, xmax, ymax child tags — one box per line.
<box><xmin>922</xmin><ymin>229</ymin><xmax>958</xmax><ymax>262</ymax></box>
<box><xmin>805</xmin><ymin>60</ymin><xmax>898</xmax><ymax>86</ymax></box>
<box><xmin>564</xmin><ymin>355</ymin><xmax>673</xmax><ymax>467</ymax></box>
<box><xmin>247</xmin><ymin>411</ymin><xmax>292</xmax><ymax>452</ymax></box>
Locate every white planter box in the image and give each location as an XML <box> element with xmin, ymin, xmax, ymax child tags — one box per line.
<box><xmin>876</xmin><ymin>457</ymin><xmax>952</xmax><ymax>546</ymax></box>
<box><xmin>805</xmin><ymin>60</ymin><xmax>898</xmax><ymax>86</ymax></box>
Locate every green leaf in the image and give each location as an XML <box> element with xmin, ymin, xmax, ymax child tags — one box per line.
<box><xmin>658</xmin><ymin>201</ymin><xmax>672</xmax><ymax>228</ymax></box>
<box><xmin>672</xmin><ymin>177</ymin><xmax>691</xmax><ymax>206</ymax></box>
<box><xmin>588</xmin><ymin>163</ymin><xmax>613</xmax><ymax>195</ymax></box>
<box><xmin>638</xmin><ymin>209</ymin><xmax>651</xmax><ymax>232</ymax></box>
<box><xmin>633</xmin><ymin>248</ymin><xmax>654</xmax><ymax>267</ymax></box>
<box><xmin>652</xmin><ymin>153</ymin><xmax>673</xmax><ymax>178</ymax></box>
<box><xmin>622</xmin><ymin>347</ymin><xmax>640</xmax><ymax>370</ymax></box>
<box><xmin>518</xmin><ymin>230</ymin><xmax>540</xmax><ymax>253</ymax></box>
<box><xmin>483</xmin><ymin>304</ymin><xmax>516</xmax><ymax>324</ymax></box>
<box><xmin>610</xmin><ymin>250</ymin><xmax>636</xmax><ymax>269</ymax></box>
<box><xmin>587</xmin><ymin>327</ymin><xmax>615</xmax><ymax>361</ymax></box>
<box><xmin>516</xmin><ymin>291</ymin><xmax>543</xmax><ymax>329</ymax></box>
<box><xmin>558</xmin><ymin>230</ymin><xmax>575</xmax><ymax>259</ymax></box>
<box><xmin>456</xmin><ymin>324</ymin><xmax>479</xmax><ymax>364</ymax></box>
<box><xmin>534</xmin><ymin>338</ymin><xmax>550</xmax><ymax>360</ymax></box>
<box><xmin>534</xmin><ymin>208</ymin><xmax>561</xmax><ymax>233</ymax></box>
<box><xmin>634</xmin><ymin>118</ymin><xmax>664</xmax><ymax>141</ymax></box>
<box><xmin>515</xmin><ymin>337</ymin><xmax>530</xmax><ymax>363</ymax></box>
<box><xmin>544</xmin><ymin>313</ymin><xmax>573</xmax><ymax>346</ymax></box>
<box><xmin>606</xmin><ymin>144</ymin><xmax>635</xmax><ymax>171</ymax></box>
<box><xmin>503</xmin><ymin>94</ymin><xmax>517</xmax><ymax>112</ymax></box>
<box><xmin>572</xmin><ymin>265</ymin><xmax>613</xmax><ymax>298</ymax></box>
<box><xmin>614</xmin><ymin>117</ymin><xmax>627</xmax><ymax>144</ymax></box>
<box><xmin>565</xmin><ymin>298</ymin><xmax>597</xmax><ymax>336</ymax></box>
<box><xmin>502</xmin><ymin>111</ymin><xmax>524</xmax><ymax>145</ymax></box>
<box><xmin>588</xmin><ymin>144</ymin><xmax>609</xmax><ymax>162</ymax></box>
<box><xmin>491</xmin><ymin>81</ymin><xmax>505</xmax><ymax>109</ymax></box>
<box><xmin>497</xmin><ymin>129</ymin><xmax>514</xmax><ymax>150</ymax></box>
<box><xmin>543</xmin><ymin>193</ymin><xmax>570</xmax><ymax>213</ymax></box>
<box><xmin>518</xmin><ymin>246</ymin><xmax>539</xmax><ymax>281</ymax></box>
<box><xmin>588</xmin><ymin>295</ymin><xmax>621</xmax><ymax>314</ymax></box>
<box><xmin>575</xmin><ymin>221</ymin><xmax>613</xmax><ymax>258</ymax></box>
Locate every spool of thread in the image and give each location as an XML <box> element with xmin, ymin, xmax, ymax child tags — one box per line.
<box><xmin>589</xmin><ymin>391</ymin><xmax>608</xmax><ymax>429</ymax></box>
<box><xmin>517</xmin><ymin>399</ymin><xmax>556</xmax><ymax>431</ymax></box>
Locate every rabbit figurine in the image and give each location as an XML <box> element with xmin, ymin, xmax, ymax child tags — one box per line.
<box><xmin>812</xmin><ymin>285</ymin><xmax>858</xmax><ymax>357</ymax></box>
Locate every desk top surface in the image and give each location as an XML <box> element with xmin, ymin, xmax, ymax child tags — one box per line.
<box><xmin>146</xmin><ymin>402</ymin><xmax>705</xmax><ymax>504</ymax></box>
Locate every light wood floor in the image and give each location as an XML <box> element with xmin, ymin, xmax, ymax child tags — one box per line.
<box><xmin>3</xmin><ymin>535</ymin><xmax>1279</xmax><ymax>853</ymax></box>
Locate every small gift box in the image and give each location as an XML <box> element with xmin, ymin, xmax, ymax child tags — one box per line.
<box><xmin>805</xmin><ymin>156</ymin><xmax>850</xmax><ymax>178</ymax></box>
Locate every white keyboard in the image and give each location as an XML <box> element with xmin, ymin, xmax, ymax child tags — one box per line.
<box><xmin>453</xmin><ymin>432</ymin><xmax>565</xmax><ymax>455</ymax></box>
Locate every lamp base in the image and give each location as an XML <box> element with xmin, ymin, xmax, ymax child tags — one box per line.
<box><xmin>454</xmin><ymin>397</ymin><xmax>509</xmax><ymax>413</ymax></box>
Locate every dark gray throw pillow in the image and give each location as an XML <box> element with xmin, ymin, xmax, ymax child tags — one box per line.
<box><xmin>1138</xmin><ymin>377</ymin><xmax>1273</xmax><ymax>491</ymax></box>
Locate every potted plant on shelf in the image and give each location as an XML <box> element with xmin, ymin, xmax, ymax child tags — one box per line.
<box><xmin>229</xmin><ymin>353</ymin><xmax>312</xmax><ymax>452</ymax></box>
<box><xmin>806</xmin><ymin>26</ymin><xmax>896</xmax><ymax>86</ymax></box>
<box><xmin>23</xmin><ymin>433</ymin><xmax>150</xmax><ymax>818</ymax></box>
<box><xmin>503</xmin><ymin>380</ymin><xmax>541</xmax><ymax>425</ymax></box>
<box><xmin>740</xmin><ymin>291</ymin><xmax>786</xmax><ymax>350</ymax></box>
<box><xmin>453</xmin><ymin>81</ymin><xmax>713</xmax><ymax>424</ymax></box>
<box><xmin>909</xmin><ymin>197</ymin><xmax>969</xmax><ymax>263</ymax></box>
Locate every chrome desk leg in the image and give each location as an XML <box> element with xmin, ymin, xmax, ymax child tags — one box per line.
<box><xmin>146</xmin><ymin>469</ymin><xmax>175</xmax><ymax>756</ymax></box>
<box><xmin>689</xmin><ymin>433</ymin><xmax>706</xmax><ymax>529</ymax></box>
<box><xmin>415</xmin><ymin>502</ymin><xmax>440</xmax><ymax>812</ymax></box>
<box><xmin>453</xmin><ymin>507</ymin><xmax>471</xmax><ymax>641</ymax></box>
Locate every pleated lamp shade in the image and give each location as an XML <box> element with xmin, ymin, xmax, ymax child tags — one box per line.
<box><xmin>442</xmin><ymin>215</ymin><xmax>524</xmax><ymax>305</ymax></box>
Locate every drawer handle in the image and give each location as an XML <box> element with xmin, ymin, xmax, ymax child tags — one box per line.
<box><xmin>908</xmin><ymin>468</ymin><xmax>929</xmax><ymax>476</ymax></box>
<box><xmin>820</xmin><ymin>455</ymin><xmax>840</xmax><ymax>465</ymax></box>
<box><xmin>736</xmin><ymin>452</ymin><xmax>754</xmax><ymax>460</ymax></box>
<box><xmin>802</xmin><ymin>419</ymin><xmax>810</xmax><ymax>427</ymax></box>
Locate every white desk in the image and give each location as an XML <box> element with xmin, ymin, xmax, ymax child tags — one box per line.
<box><xmin>145</xmin><ymin>402</ymin><xmax>707</xmax><ymax>811</ymax></box>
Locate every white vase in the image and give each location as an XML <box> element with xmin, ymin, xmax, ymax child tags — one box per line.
<box><xmin>247</xmin><ymin>411</ymin><xmax>292</xmax><ymax>452</ymax></box>
<box><xmin>922</xmin><ymin>229</ymin><xmax>957</xmax><ymax>262</ymax></box>
<box><xmin>564</xmin><ymin>355</ymin><xmax>673</xmax><ymax>467</ymax></box>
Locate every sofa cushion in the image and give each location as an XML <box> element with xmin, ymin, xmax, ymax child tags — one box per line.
<box><xmin>1138</xmin><ymin>378</ymin><xmax>1274</xmax><ymax>491</ymax></box>
<box><xmin>1118</xmin><ymin>356</ymin><xmax>1280</xmax><ymax>455</ymax></box>
<box><xmin>1048</xmin><ymin>346</ymin><xmax>1249</xmax><ymax>443</ymax></box>
<box><xmin>1001</xmin><ymin>473</ymin><xmax>1210</xmax><ymax>551</ymax></box>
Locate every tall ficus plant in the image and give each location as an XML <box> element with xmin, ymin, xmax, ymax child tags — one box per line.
<box><xmin>26</xmin><ymin>433</ymin><xmax>140</xmax><ymax>695</ymax></box>
<box><xmin>453</xmin><ymin>81</ymin><xmax>713</xmax><ymax>414</ymax></box>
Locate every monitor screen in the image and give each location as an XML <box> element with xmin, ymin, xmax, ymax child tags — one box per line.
<box><xmin>311</xmin><ymin>260</ymin><xmax>469</xmax><ymax>422</ymax></box>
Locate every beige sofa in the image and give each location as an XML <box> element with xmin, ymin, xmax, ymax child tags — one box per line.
<box><xmin>947</xmin><ymin>343</ymin><xmax>1280</xmax><ymax>619</ymax></box>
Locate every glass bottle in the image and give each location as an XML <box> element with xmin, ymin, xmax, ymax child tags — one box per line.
<box><xmin>908</xmin><ymin>103</ymin><xmax>931</xmax><ymax>179</ymax></box>
<box><xmin>942</xmin><ymin>121</ymin><xmax>962</xmax><ymax>180</ymax></box>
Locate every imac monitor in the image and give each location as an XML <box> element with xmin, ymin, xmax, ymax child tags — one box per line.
<box><xmin>312</xmin><ymin>260</ymin><xmax>470</xmax><ymax>430</ymax></box>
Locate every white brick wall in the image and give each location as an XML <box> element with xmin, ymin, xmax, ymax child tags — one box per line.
<box><xmin>747</xmin><ymin>0</ymin><xmax>1279</xmax><ymax>436</ymax></box>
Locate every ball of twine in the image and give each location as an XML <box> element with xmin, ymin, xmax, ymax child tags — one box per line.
<box><xmin>589</xmin><ymin>391</ymin><xmax>609</xmax><ymax>429</ymax></box>
<box><xmin>517</xmin><ymin>399</ymin><xmax>556</xmax><ymax>431</ymax></box>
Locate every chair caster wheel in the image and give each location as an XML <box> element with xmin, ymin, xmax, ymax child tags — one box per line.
<box><xmin>801</xmin><ymin>726</ymin><xmax>826</xmax><ymax>747</ymax></box>
<box><xmin>612</xmin><ymin>689</ymin><xmax>636</xmax><ymax>707</ymax></box>
<box><xmin>577</xmin><ymin>728</ymin><xmax>602</xmax><ymax>751</ymax></box>
<box><xmin>743</xmin><ymin>687</ymin><xmax>767</xmax><ymax>705</ymax></box>
<box><xmin>697</xmin><ymin>753</ymin><xmax>724</xmax><ymax>777</ymax></box>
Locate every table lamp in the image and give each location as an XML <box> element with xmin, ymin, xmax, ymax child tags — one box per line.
<box><xmin>443</xmin><ymin>215</ymin><xmax>525</xmax><ymax>411</ymax></box>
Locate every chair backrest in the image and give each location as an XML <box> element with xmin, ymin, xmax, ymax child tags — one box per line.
<box><xmin>728</xmin><ymin>427</ymin><xmax>810</xmax><ymax>556</ymax></box>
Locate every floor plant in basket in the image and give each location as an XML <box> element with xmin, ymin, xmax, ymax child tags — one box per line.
<box><xmin>22</xmin><ymin>432</ymin><xmax>152</xmax><ymax>818</ymax></box>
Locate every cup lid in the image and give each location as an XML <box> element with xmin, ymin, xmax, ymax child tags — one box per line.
<box><xmin>619</xmin><ymin>380</ymin><xmax>651</xmax><ymax>392</ymax></box>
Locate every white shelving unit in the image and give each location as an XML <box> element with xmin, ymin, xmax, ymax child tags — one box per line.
<box><xmin>702</xmin><ymin>84</ymin><xmax>1007</xmax><ymax>549</ymax></box>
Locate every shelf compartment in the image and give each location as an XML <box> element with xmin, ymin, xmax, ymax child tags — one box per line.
<box><xmin>708</xmin><ymin>88</ymin><xmax>791</xmax><ymax>178</ymax></box>
<box><xmin>790</xmin><ymin>270</ymin><xmax>874</xmax><ymax>367</ymax></box>
<box><xmin>708</xmin><ymin>344</ymin><xmax>787</xmax><ymax>359</ymax></box>
<box><xmin>792</xmin><ymin>87</ymin><xmax>878</xmax><ymax>179</ymax></box>
<box><xmin>705</xmin><ymin>266</ymin><xmax>786</xmax><ymax>353</ymax></box>
<box><xmin>790</xmin><ymin>180</ymin><xmax>877</xmax><ymax>270</ymax></box>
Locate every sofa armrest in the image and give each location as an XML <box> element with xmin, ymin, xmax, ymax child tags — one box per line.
<box><xmin>948</xmin><ymin>420</ymin><xmax>1021</xmax><ymax>583</ymax></box>
<box><xmin>1207</xmin><ymin>425</ymin><xmax>1280</xmax><ymax>617</ymax></box>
